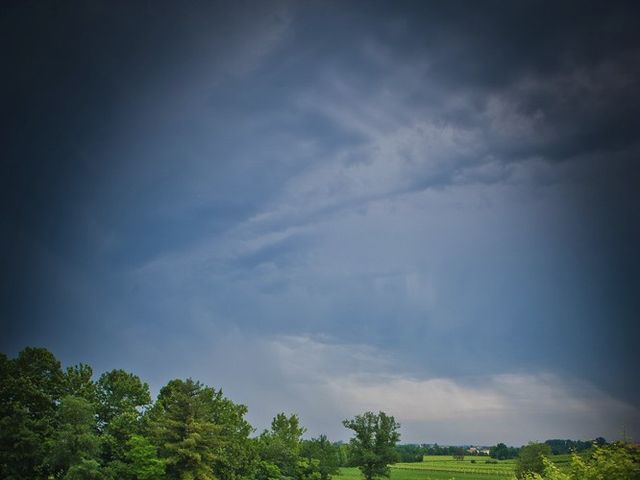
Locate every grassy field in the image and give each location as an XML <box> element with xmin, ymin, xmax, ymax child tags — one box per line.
<box><xmin>394</xmin><ymin>456</ymin><xmax>515</xmax><ymax>477</ymax></box>
<box><xmin>339</xmin><ymin>454</ymin><xmax>577</xmax><ymax>480</ymax></box>
<box><xmin>339</xmin><ymin>466</ymin><xmax>510</xmax><ymax>480</ymax></box>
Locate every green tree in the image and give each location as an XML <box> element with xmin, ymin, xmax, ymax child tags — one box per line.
<box><xmin>64</xmin><ymin>459</ymin><xmax>104</xmax><ymax>480</ymax></box>
<box><xmin>394</xmin><ymin>444</ymin><xmax>425</xmax><ymax>463</ymax></box>
<box><xmin>96</xmin><ymin>369</ymin><xmax>151</xmax><ymax>467</ymax></box>
<box><xmin>96</xmin><ymin>369</ymin><xmax>151</xmax><ymax>427</ymax></box>
<box><xmin>301</xmin><ymin>435</ymin><xmax>341</xmax><ymax>480</ymax></box>
<box><xmin>271</xmin><ymin>412</ymin><xmax>306</xmax><ymax>454</ymax></box>
<box><xmin>452</xmin><ymin>447</ymin><xmax>465</xmax><ymax>461</ymax></box>
<box><xmin>515</xmin><ymin>443</ymin><xmax>552</xmax><ymax>479</ymax></box>
<box><xmin>257</xmin><ymin>413</ymin><xmax>307</xmax><ymax>479</ymax></box>
<box><xmin>342</xmin><ymin>411</ymin><xmax>400</xmax><ymax>480</ymax></box>
<box><xmin>146</xmin><ymin>378</ymin><xmax>255</xmax><ymax>480</ymax></box>
<box><xmin>490</xmin><ymin>443</ymin><xmax>520</xmax><ymax>460</ymax></box>
<box><xmin>122</xmin><ymin>434</ymin><xmax>165</xmax><ymax>480</ymax></box>
<box><xmin>523</xmin><ymin>441</ymin><xmax>639</xmax><ymax>480</ymax></box>
<box><xmin>46</xmin><ymin>395</ymin><xmax>102</xmax><ymax>479</ymax></box>
<box><xmin>568</xmin><ymin>441</ymin><xmax>640</xmax><ymax>480</ymax></box>
<box><xmin>255</xmin><ymin>459</ymin><xmax>282</xmax><ymax>480</ymax></box>
<box><xmin>337</xmin><ymin>443</ymin><xmax>351</xmax><ymax>467</ymax></box>
<box><xmin>63</xmin><ymin>364</ymin><xmax>97</xmax><ymax>404</ymax></box>
<box><xmin>295</xmin><ymin>457</ymin><xmax>322</xmax><ymax>480</ymax></box>
<box><xmin>146</xmin><ymin>379</ymin><xmax>221</xmax><ymax>479</ymax></box>
<box><xmin>0</xmin><ymin>348</ymin><xmax>64</xmax><ymax>480</ymax></box>
<box><xmin>491</xmin><ymin>443</ymin><xmax>505</xmax><ymax>459</ymax></box>
<box><xmin>206</xmin><ymin>393</ymin><xmax>256</xmax><ymax>480</ymax></box>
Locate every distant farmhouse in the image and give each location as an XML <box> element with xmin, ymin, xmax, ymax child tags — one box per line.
<box><xmin>466</xmin><ymin>447</ymin><xmax>491</xmax><ymax>455</ymax></box>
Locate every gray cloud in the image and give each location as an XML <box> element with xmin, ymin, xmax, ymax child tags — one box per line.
<box><xmin>2</xmin><ymin>0</ymin><xmax>639</xmax><ymax>442</ymax></box>
<box><xmin>111</xmin><ymin>332</ymin><xmax>639</xmax><ymax>445</ymax></box>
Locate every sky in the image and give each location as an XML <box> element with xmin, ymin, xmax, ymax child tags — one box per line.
<box><xmin>1</xmin><ymin>0</ymin><xmax>639</xmax><ymax>445</ymax></box>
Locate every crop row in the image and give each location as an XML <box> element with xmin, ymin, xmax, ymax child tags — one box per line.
<box><xmin>392</xmin><ymin>465</ymin><xmax>513</xmax><ymax>476</ymax></box>
<box><xmin>395</xmin><ymin>466</ymin><xmax>513</xmax><ymax>473</ymax></box>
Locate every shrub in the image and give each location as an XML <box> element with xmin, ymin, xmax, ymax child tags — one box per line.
<box><xmin>516</xmin><ymin>443</ymin><xmax>552</xmax><ymax>479</ymax></box>
<box><xmin>522</xmin><ymin>442</ymin><xmax>640</xmax><ymax>480</ymax></box>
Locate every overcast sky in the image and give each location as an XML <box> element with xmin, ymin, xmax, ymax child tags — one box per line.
<box><xmin>1</xmin><ymin>0</ymin><xmax>639</xmax><ymax>445</ymax></box>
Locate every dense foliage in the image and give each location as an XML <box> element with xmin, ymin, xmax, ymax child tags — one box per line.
<box><xmin>343</xmin><ymin>411</ymin><xmax>401</xmax><ymax>480</ymax></box>
<box><xmin>543</xmin><ymin>439</ymin><xmax>606</xmax><ymax>456</ymax></box>
<box><xmin>523</xmin><ymin>442</ymin><xmax>640</xmax><ymax>480</ymax></box>
<box><xmin>0</xmin><ymin>347</ymin><xmax>634</xmax><ymax>480</ymax></box>
<box><xmin>490</xmin><ymin>443</ymin><xmax>520</xmax><ymax>460</ymax></box>
<box><xmin>300</xmin><ymin>435</ymin><xmax>342</xmax><ymax>480</ymax></box>
<box><xmin>394</xmin><ymin>445</ymin><xmax>425</xmax><ymax>463</ymax></box>
<box><xmin>516</xmin><ymin>443</ymin><xmax>553</xmax><ymax>479</ymax></box>
<box><xmin>0</xmin><ymin>348</ymin><xmax>347</xmax><ymax>480</ymax></box>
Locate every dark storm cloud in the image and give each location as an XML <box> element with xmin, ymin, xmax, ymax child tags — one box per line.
<box><xmin>1</xmin><ymin>0</ymin><xmax>290</xmax><ymax>325</ymax></box>
<box><xmin>1</xmin><ymin>0</ymin><xmax>639</xmax><ymax>442</ymax></box>
<box><xmin>349</xmin><ymin>1</ymin><xmax>640</xmax><ymax>164</ymax></box>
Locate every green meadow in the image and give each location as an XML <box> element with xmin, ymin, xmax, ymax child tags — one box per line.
<box><xmin>340</xmin><ymin>455</ymin><xmax>576</xmax><ymax>480</ymax></box>
<box><xmin>339</xmin><ymin>467</ymin><xmax>498</xmax><ymax>480</ymax></box>
<box><xmin>340</xmin><ymin>465</ymin><xmax>512</xmax><ymax>480</ymax></box>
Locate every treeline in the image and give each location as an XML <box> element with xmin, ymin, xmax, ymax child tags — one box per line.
<box><xmin>543</xmin><ymin>438</ymin><xmax>607</xmax><ymax>455</ymax></box>
<box><xmin>489</xmin><ymin>443</ymin><xmax>520</xmax><ymax>460</ymax></box>
<box><xmin>0</xmin><ymin>347</ymin><xmax>620</xmax><ymax>480</ymax></box>
<box><xmin>0</xmin><ymin>347</ymin><xmax>348</xmax><ymax>480</ymax></box>
<box><xmin>394</xmin><ymin>444</ymin><xmax>468</xmax><ymax>462</ymax></box>
<box><xmin>395</xmin><ymin>438</ymin><xmax>610</xmax><ymax>463</ymax></box>
<box><xmin>490</xmin><ymin>438</ymin><xmax>608</xmax><ymax>460</ymax></box>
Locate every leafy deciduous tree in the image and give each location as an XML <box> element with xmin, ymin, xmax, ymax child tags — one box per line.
<box><xmin>301</xmin><ymin>435</ymin><xmax>341</xmax><ymax>480</ymax></box>
<box><xmin>63</xmin><ymin>364</ymin><xmax>97</xmax><ymax>404</ymax></box>
<box><xmin>522</xmin><ymin>442</ymin><xmax>639</xmax><ymax>480</ymax></box>
<box><xmin>258</xmin><ymin>413</ymin><xmax>307</xmax><ymax>480</ymax></box>
<box><xmin>0</xmin><ymin>348</ymin><xmax>65</xmax><ymax>480</ymax></box>
<box><xmin>96</xmin><ymin>369</ymin><xmax>151</xmax><ymax>468</ymax></box>
<box><xmin>515</xmin><ymin>443</ymin><xmax>552</xmax><ymax>479</ymax></box>
<box><xmin>122</xmin><ymin>434</ymin><xmax>165</xmax><ymax>480</ymax></box>
<box><xmin>46</xmin><ymin>395</ymin><xmax>102</xmax><ymax>479</ymax></box>
<box><xmin>342</xmin><ymin>411</ymin><xmax>400</xmax><ymax>480</ymax></box>
<box><xmin>96</xmin><ymin>369</ymin><xmax>151</xmax><ymax>427</ymax></box>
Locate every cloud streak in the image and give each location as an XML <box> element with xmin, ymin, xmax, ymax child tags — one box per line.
<box><xmin>1</xmin><ymin>0</ymin><xmax>639</xmax><ymax>444</ymax></box>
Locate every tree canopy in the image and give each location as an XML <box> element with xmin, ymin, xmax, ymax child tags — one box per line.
<box><xmin>490</xmin><ymin>442</ymin><xmax>520</xmax><ymax>460</ymax></box>
<box><xmin>0</xmin><ymin>347</ymin><xmax>352</xmax><ymax>480</ymax></box>
<box><xmin>516</xmin><ymin>443</ymin><xmax>553</xmax><ymax>479</ymax></box>
<box><xmin>1</xmin><ymin>347</ymin><xmax>633</xmax><ymax>480</ymax></box>
<box><xmin>522</xmin><ymin>442</ymin><xmax>640</xmax><ymax>480</ymax></box>
<box><xmin>342</xmin><ymin>411</ymin><xmax>400</xmax><ymax>480</ymax></box>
